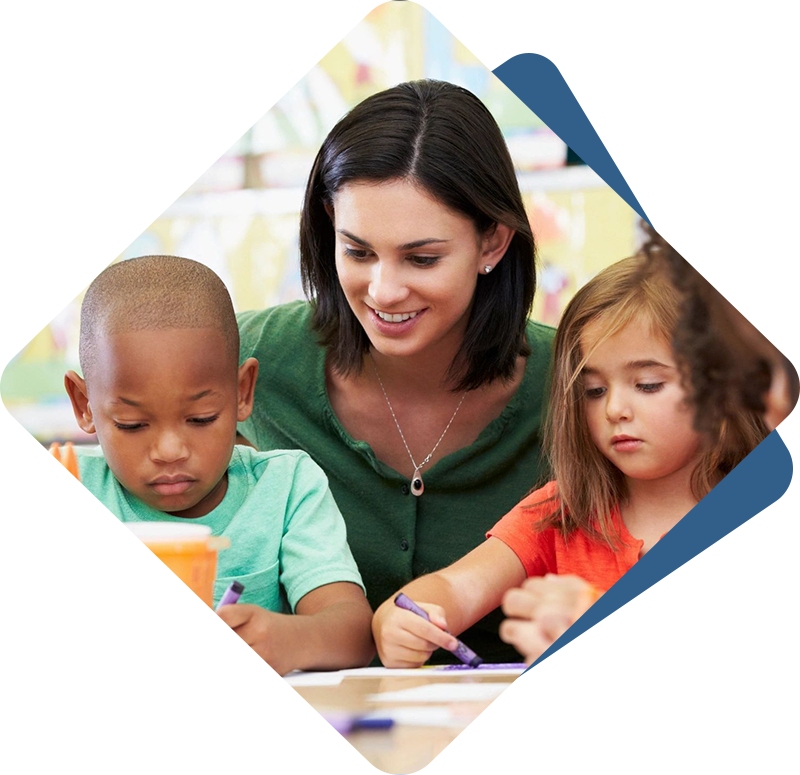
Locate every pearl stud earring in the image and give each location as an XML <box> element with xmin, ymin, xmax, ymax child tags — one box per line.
<box><xmin>483</xmin><ymin>264</ymin><xmax>493</xmax><ymax>274</ymax></box>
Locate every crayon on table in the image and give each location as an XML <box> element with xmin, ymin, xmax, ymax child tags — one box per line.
<box><xmin>394</xmin><ymin>592</ymin><xmax>483</xmax><ymax>667</ymax></box>
<box><xmin>439</xmin><ymin>662</ymin><xmax>527</xmax><ymax>671</ymax></box>
<box><xmin>324</xmin><ymin>713</ymin><xmax>395</xmax><ymax>735</ymax></box>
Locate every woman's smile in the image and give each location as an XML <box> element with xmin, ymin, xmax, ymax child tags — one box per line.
<box><xmin>367</xmin><ymin>306</ymin><xmax>427</xmax><ymax>337</ymax></box>
<box><xmin>371</xmin><ymin>308</ymin><xmax>421</xmax><ymax>323</ymax></box>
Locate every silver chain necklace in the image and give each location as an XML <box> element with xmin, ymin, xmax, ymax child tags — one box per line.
<box><xmin>370</xmin><ymin>354</ymin><xmax>467</xmax><ymax>496</ymax></box>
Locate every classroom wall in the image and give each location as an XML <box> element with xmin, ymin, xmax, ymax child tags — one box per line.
<box><xmin>0</xmin><ymin>3</ymin><xmax>639</xmax><ymax>444</ymax></box>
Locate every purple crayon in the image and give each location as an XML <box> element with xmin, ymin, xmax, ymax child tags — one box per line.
<box><xmin>394</xmin><ymin>592</ymin><xmax>483</xmax><ymax>667</ymax></box>
<box><xmin>215</xmin><ymin>580</ymin><xmax>245</xmax><ymax>612</ymax></box>
<box><xmin>324</xmin><ymin>713</ymin><xmax>395</xmax><ymax>735</ymax></box>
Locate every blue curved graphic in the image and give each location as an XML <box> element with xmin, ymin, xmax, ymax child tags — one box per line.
<box><xmin>535</xmin><ymin>432</ymin><xmax>792</xmax><ymax>664</ymax></box>
<box><xmin>492</xmin><ymin>53</ymin><xmax>794</xmax><ymax>665</ymax></box>
<box><xmin>495</xmin><ymin>53</ymin><xmax>647</xmax><ymax>221</ymax></box>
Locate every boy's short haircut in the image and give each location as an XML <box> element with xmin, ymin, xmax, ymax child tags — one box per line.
<box><xmin>79</xmin><ymin>255</ymin><xmax>239</xmax><ymax>380</ymax></box>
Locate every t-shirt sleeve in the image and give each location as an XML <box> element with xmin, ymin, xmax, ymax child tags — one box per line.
<box><xmin>486</xmin><ymin>481</ymin><xmax>559</xmax><ymax>578</ymax></box>
<box><xmin>278</xmin><ymin>453</ymin><xmax>366</xmax><ymax>611</ymax></box>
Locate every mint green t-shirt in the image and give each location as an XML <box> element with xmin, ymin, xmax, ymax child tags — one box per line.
<box><xmin>76</xmin><ymin>444</ymin><xmax>365</xmax><ymax>611</ymax></box>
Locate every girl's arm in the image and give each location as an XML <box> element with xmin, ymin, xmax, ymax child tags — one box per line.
<box><xmin>372</xmin><ymin>537</ymin><xmax>527</xmax><ymax>668</ymax></box>
<box><xmin>217</xmin><ymin>581</ymin><xmax>374</xmax><ymax>674</ymax></box>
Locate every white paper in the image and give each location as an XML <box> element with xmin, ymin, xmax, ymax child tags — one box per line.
<box><xmin>283</xmin><ymin>671</ymin><xmax>346</xmax><ymax>687</ymax></box>
<box><xmin>368</xmin><ymin>706</ymin><xmax>466</xmax><ymax>728</ymax></box>
<box><xmin>367</xmin><ymin>682</ymin><xmax>510</xmax><ymax>703</ymax></box>
<box><xmin>338</xmin><ymin>665</ymin><xmax>527</xmax><ymax>678</ymax></box>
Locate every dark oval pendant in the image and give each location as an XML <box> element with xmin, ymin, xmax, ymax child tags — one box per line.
<box><xmin>411</xmin><ymin>470</ymin><xmax>424</xmax><ymax>496</ymax></box>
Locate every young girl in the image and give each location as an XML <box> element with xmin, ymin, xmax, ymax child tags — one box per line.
<box><xmin>371</xmin><ymin>254</ymin><xmax>768</xmax><ymax>667</ymax></box>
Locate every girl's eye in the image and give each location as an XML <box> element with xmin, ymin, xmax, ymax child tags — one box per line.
<box><xmin>189</xmin><ymin>415</ymin><xmax>219</xmax><ymax>426</ymax></box>
<box><xmin>637</xmin><ymin>382</ymin><xmax>665</xmax><ymax>394</ymax></box>
<box><xmin>343</xmin><ymin>246</ymin><xmax>370</xmax><ymax>261</ymax></box>
<box><xmin>114</xmin><ymin>422</ymin><xmax>146</xmax><ymax>431</ymax></box>
<box><xmin>408</xmin><ymin>255</ymin><xmax>440</xmax><ymax>267</ymax></box>
<box><xmin>585</xmin><ymin>387</ymin><xmax>606</xmax><ymax>399</ymax></box>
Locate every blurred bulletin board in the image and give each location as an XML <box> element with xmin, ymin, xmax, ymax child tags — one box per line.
<box><xmin>1</xmin><ymin>3</ymin><xmax>638</xmax><ymax>444</ymax></box>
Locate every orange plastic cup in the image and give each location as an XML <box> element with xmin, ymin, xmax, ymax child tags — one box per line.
<box><xmin>49</xmin><ymin>441</ymin><xmax>81</xmax><ymax>481</ymax></box>
<box><xmin>125</xmin><ymin>522</ymin><xmax>229</xmax><ymax>607</ymax></box>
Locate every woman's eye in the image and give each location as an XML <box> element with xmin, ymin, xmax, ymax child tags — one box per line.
<box><xmin>114</xmin><ymin>422</ymin><xmax>146</xmax><ymax>431</ymax></box>
<box><xmin>343</xmin><ymin>246</ymin><xmax>370</xmax><ymax>260</ymax></box>
<box><xmin>585</xmin><ymin>387</ymin><xmax>606</xmax><ymax>399</ymax></box>
<box><xmin>637</xmin><ymin>382</ymin><xmax>665</xmax><ymax>394</ymax></box>
<box><xmin>189</xmin><ymin>415</ymin><xmax>220</xmax><ymax>426</ymax></box>
<box><xmin>408</xmin><ymin>255</ymin><xmax>440</xmax><ymax>267</ymax></box>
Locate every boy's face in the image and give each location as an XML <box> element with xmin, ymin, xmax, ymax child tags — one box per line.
<box><xmin>67</xmin><ymin>327</ymin><xmax>256</xmax><ymax>518</ymax></box>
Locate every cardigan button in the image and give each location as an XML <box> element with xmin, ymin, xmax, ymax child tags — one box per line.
<box><xmin>401</xmin><ymin>483</ymin><xmax>410</xmax><ymax>495</ymax></box>
<box><xmin>400</xmin><ymin>539</ymin><xmax>409</xmax><ymax>551</ymax></box>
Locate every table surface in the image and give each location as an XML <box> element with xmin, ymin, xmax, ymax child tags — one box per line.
<box><xmin>288</xmin><ymin>666</ymin><xmax>525</xmax><ymax>774</ymax></box>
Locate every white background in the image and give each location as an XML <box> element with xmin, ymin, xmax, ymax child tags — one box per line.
<box><xmin>1</xmin><ymin>1</ymin><xmax>797</xmax><ymax>772</ymax></box>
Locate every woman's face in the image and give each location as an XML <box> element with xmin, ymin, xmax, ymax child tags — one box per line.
<box><xmin>331</xmin><ymin>178</ymin><xmax>496</xmax><ymax>361</ymax></box>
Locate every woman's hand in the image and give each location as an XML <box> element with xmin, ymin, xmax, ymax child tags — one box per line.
<box><xmin>499</xmin><ymin>574</ymin><xmax>600</xmax><ymax>664</ymax></box>
<box><xmin>372</xmin><ymin>598</ymin><xmax>459</xmax><ymax>668</ymax></box>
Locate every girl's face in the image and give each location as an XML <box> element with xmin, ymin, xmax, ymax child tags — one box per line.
<box><xmin>580</xmin><ymin>317</ymin><xmax>704</xmax><ymax>486</ymax></box>
<box><xmin>330</xmin><ymin>178</ymin><xmax>508</xmax><ymax>362</ymax></box>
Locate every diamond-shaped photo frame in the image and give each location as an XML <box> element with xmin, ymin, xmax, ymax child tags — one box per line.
<box><xmin>3</xmin><ymin>1</ymin><xmax>796</xmax><ymax>775</ymax></box>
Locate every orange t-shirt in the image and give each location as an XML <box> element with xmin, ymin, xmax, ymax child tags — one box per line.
<box><xmin>487</xmin><ymin>480</ymin><xmax>644</xmax><ymax>592</ymax></box>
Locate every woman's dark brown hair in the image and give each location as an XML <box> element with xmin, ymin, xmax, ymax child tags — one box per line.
<box><xmin>299</xmin><ymin>79</ymin><xmax>536</xmax><ymax>391</ymax></box>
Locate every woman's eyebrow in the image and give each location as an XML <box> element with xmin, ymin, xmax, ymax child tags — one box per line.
<box><xmin>398</xmin><ymin>237</ymin><xmax>451</xmax><ymax>250</ymax></box>
<box><xmin>337</xmin><ymin>229</ymin><xmax>371</xmax><ymax>247</ymax></box>
<box><xmin>337</xmin><ymin>229</ymin><xmax>451</xmax><ymax>251</ymax></box>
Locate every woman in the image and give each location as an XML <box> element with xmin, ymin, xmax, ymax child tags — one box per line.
<box><xmin>236</xmin><ymin>80</ymin><xmax>554</xmax><ymax>663</ymax></box>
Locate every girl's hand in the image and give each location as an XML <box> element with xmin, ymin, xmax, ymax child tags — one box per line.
<box><xmin>372</xmin><ymin>597</ymin><xmax>459</xmax><ymax>668</ymax></box>
<box><xmin>499</xmin><ymin>574</ymin><xmax>600</xmax><ymax>664</ymax></box>
<box><xmin>217</xmin><ymin>604</ymin><xmax>299</xmax><ymax>675</ymax></box>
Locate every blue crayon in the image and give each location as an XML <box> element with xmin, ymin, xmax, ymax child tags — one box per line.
<box><xmin>394</xmin><ymin>592</ymin><xmax>483</xmax><ymax>667</ymax></box>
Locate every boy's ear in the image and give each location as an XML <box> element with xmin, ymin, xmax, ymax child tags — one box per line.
<box><xmin>64</xmin><ymin>371</ymin><xmax>96</xmax><ymax>434</ymax></box>
<box><xmin>479</xmin><ymin>222</ymin><xmax>515</xmax><ymax>274</ymax></box>
<box><xmin>236</xmin><ymin>358</ymin><xmax>259</xmax><ymax>422</ymax></box>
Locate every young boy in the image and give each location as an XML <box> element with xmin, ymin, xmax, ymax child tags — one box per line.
<box><xmin>64</xmin><ymin>255</ymin><xmax>374</xmax><ymax>675</ymax></box>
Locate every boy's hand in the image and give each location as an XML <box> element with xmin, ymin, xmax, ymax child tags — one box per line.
<box><xmin>499</xmin><ymin>574</ymin><xmax>600</xmax><ymax>664</ymax></box>
<box><xmin>217</xmin><ymin>604</ymin><xmax>299</xmax><ymax>676</ymax></box>
<box><xmin>372</xmin><ymin>598</ymin><xmax>459</xmax><ymax>668</ymax></box>
<box><xmin>217</xmin><ymin>583</ymin><xmax>374</xmax><ymax>674</ymax></box>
